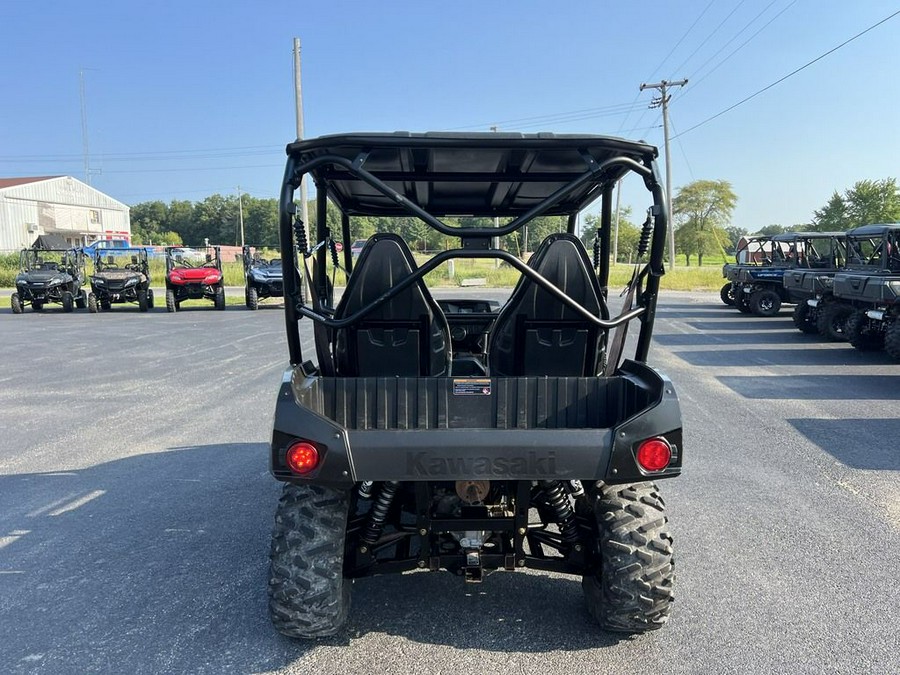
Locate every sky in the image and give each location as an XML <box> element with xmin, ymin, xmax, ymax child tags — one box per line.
<box><xmin>2</xmin><ymin>0</ymin><xmax>899</xmax><ymax>232</ymax></box>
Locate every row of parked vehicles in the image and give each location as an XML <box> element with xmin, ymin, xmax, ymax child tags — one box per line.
<box><xmin>9</xmin><ymin>245</ymin><xmax>285</xmax><ymax>314</ymax></box>
<box><xmin>720</xmin><ymin>224</ymin><xmax>900</xmax><ymax>359</ymax></box>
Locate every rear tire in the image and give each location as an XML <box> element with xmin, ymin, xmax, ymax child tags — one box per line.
<box><xmin>147</xmin><ymin>289</ymin><xmax>155</xmax><ymax>309</ymax></box>
<box><xmin>816</xmin><ymin>302</ymin><xmax>852</xmax><ymax>342</ymax></box>
<box><xmin>88</xmin><ymin>293</ymin><xmax>99</xmax><ymax>313</ymax></box>
<box><xmin>137</xmin><ymin>290</ymin><xmax>149</xmax><ymax>312</ymax></box>
<box><xmin>165</xmin><ymin>289</ymin><xmax>177</xmax><ymax>313</ymax></box>
<box><xmin>749</xmin><ymin>289</ymin><xmax>781</xmax><ymax>317</ymax></box>
<box><xmin>11</xmin><ymin>293</ymin><xmax>22</xmax><ymax>314</ymax></box>
<box><xmin>884</xmin><ymin>321</ymin><xmax>900</xmax><ymax>361</ymax></box>
<box><xmin>214</xmin><ymin>286</ymin><xmax>226</xmax><ymax>310</ymax></box>
<box><xmin>846</xmin><ymin>309</ymin><xmax>884</xmax><ymax>351</ymax></box>
<box><xmin>791</xmin><ymin>302</ymin><xmax>817</xmax><ymax>334</ymax></box>
<box><xmin>269</xmin><ymin>483</ymin><xmax>351</xmax><ymax>638</ymax></box>
<box><xmin>719</xmin><ymin>283</ymin><xmax>735</xmax><ymax>306</ymax></box>
<box><xmin>61</xmin><ymin>291</ymin><xmax>74</xmax><ymax>313</ymax></box>
<box><xmin>247</xmin><ymin>286</ymin><xmax>259</xmax><ymax>310</ymax></box>
<box><xmin>582</xmin><ymin>482</ymin><xmax>675</xmax><ymax>633</ymax></box>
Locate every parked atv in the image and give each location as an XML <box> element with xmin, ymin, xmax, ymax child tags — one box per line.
<box><xmin>729</xmin><ymin>232</ymin><xmax>844</xmax><ymax>316</ymax></box>
<box><xmin>832</xmin><ymin>223</ymin><xmax>900</xmax><ymax>358</ymax></box>
<box><xmin>11</xmin><ymin>248</ymin><xmax>86</xmax><ymax>313</ymax></box>
<box><xmin>242</xmin><ymin>245</ymin><xmax>284</xmax><ymax>310</ymax></box>
<box><xmin>164</xmin><ymin>245</ymin><xmax>225</xmax><ymax>312</ymax></box>
<box><xmin>719</xmin><ymin>236</ymin><xmax>772</xmax><ymax>307</ymax></box>
<box><xmin>87</xmin><ymin>248</ymin><xmax>154</xmax><ymax>312</ymax></box>
<box><xmin>267</xmin><ymin>132</ymin><xmax>682</xmax><ymax>639</ymax></box>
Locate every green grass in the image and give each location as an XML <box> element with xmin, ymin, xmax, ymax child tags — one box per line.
<box><xmin>1</xmin><ymin>250</ymin><xmax>728</xmax><ymax>292</ymax></box>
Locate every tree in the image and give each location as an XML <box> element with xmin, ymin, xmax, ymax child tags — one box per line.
<box><xmin>723</xmin><ymin>226</ymin><xmax>748</xmax><ymax>253</ymax></box>
<box><xmin>672</xmin><ymin>180</ymin><xmax>737</xmax><ymax>265</ymax></box>
<box><xmin>812</xmin><ymin>179</ymin><xmax>900</xmax><ymax>231</ymax></box>
<box><xmin>755</xmin><ymin>224</ymin><xmax>787</xmax><ymax>236</ymax></box>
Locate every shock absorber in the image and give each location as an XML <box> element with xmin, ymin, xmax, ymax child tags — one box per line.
<box><xmin>361</xmin><ymin>481</ymin><xmax>399</xmax><ymax>546</ymax></box>
<box><xmin>637</xmin><ymin>209</ymin><xmax>653</xmax><ymax>258</ymax></box>
<box><xmin>293</xmin><ymin>216</ymin><xmax>308</xmax><ymax>257</ymax></box>
<box><xmin>592</xmin><ymin>229</ymin><xmax>601</xmax><ymax>271</ymax></box>
<box><xmin>541</xmin><ymin>480</ymin><xmax>579</xmax><ymax>544</ymax></box>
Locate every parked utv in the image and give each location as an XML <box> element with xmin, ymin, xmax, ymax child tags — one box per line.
<box><xmin>164</xmin><ymin>245</ymin><xmax>225</xmax><ymax>312</ymax></box>
<box><xmin>832</xmin><ymin>223</ymin><xmax>900</xmax><ymax>358</ymax></box>
<box><xmin>728</xmin><ymin>232</ymin><xmax>844</xmax><ymax>316</ymax></box>
<box><xmin>719</xmin><ymin>236</ymin><xmax>771</xmax><ymax>307</ymax></box>
<box><xmin>87</xmin><ymin>248</ymin><xmax>154</xmax><ymax>312</ymax></box>
<box><xmin>11</xmin><ymin>248</ymin><xmax>86</xmax><ymax>313</ymax></box>
<box><xmin>781</xmin><ymin>234</ymin><xmax>849</xmax><ymax>339</ymax></box>
<box><xmin>242</xmin><ymin>245</ymin><xmax>284</xmax><ymax>310</ymax></box>
<box><xmin>267</xmin><ymin>132</ymin><xmax>682</xmax><ymax>639</ymax></box>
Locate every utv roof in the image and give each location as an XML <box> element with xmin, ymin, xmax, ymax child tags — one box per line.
<box><xmin>845</xmin><ymin>223</ymin><xmax>900</xmax><ymax>237</ymax></box>
<box><xmin>285</xmin><ymin>132</ymin><xmax>660</xmax><ymax>217</ymax></box>
<box><xmin>770</xmin><ymin>231</ymin><xmax>844</xmax><ymax>241</ymax></box>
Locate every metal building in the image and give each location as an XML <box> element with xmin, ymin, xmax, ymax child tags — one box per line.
<box><xmin>0</xmin><ymin>175</ymin><xmax>131</xmax><ymax>251</ymax></box>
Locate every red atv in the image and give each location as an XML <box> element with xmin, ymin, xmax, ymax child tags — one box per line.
<box><xmin>164</xmin><ymin>246</ymin><xmax>226</xmax><ymax>312</ymax></box>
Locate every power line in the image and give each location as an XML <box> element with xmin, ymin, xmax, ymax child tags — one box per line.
<box><xmin>675</xmin><ymin>9</ymin><xmax>900</xmax><ymax>138</ymax></box>
<box><xmin>682</xmin><ymin>0</ymin><xmax>797</xmax><ymax>96</ymax></box>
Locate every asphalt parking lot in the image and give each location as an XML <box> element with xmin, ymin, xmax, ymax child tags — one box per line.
<box><xmin>0</xmin><ymin>291</ymin><xmax>897</xmax><ymax>674</ymax></box>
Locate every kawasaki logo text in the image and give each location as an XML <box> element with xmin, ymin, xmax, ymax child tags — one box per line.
<box><xmin>406</xmin><ymin>451</ymin><xmax>557</xmax><ymax>477</ymax></box>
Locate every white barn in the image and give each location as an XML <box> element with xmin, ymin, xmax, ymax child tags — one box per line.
<box><xmin>0</xmin><ymin>176</ymin><xmax>131</xmax><ymax>251</ymax></box>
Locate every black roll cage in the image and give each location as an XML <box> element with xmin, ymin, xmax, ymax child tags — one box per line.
<box><xmin>278</xmin><ymin>134</ymin><xmax>670</xmax><ymax>370</ymax></box>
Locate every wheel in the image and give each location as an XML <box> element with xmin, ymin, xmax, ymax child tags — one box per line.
<box><xmin>749</xmin><ymin>289</ymin><xmax>781</xmax><ymax>317</ymax></box>
<box><xmin>75</xmin><ymin>289</ymin><xmax>87</xmax><ymax>309</ymax></box>
<box><xmin>247</xmin><ymin>286</ymin><xmax>259</xmax><ymax>311</ymax></box>
<box><xmin>61</xmin><ymin>291</ymin><xmax>74</xmax><ymax>313</ymax></box>
<box><xmin>791</xmin><ymin>302</ymin><xmax>818</xmax><ymax>334</ymax></box>
<box><xmin>147</xmin><ymin>289</ymin><xmax>155</xmax><ymax>309</ymax></box>
<box><xmin>88</xmin><ymin>293</ymin><xmax>99</xmax><ymax>314</ymax></box>
<box><xmin>816</xmin><ymin>302</ymin><xmax>852</xmax><ymax>342</ymax></box>
<box><xmin>214</xmin><ymin>286</ymin><xmax>226</xmax><ymax>310</ymax></box>
<box><xmin>269</xmin><ymin>483</ymin><xmax>350</xmax><ymax>638</ymax></box>
<box><xmin>11</xmin><ymin>293</ymin><xmax>23</xmax><ymax>314</ymax></box>
<box><xmin>137</xmin><ymin>290</ymin><xmax>149</xmax><ymax>312</ymax></box>
<box><xmin>883</xmin><ymin>320</ymin><xmax>900</xmax><ymax>361</ymax></box>
<box><xmin>32</xmin><ymin>299</ymin><xmax>44</xmax><ymax>312</ymax></box>
<box><xmin>719</xmin><ymin>283</ymin><xmax>735</xmax><ymax>306</ymax></box>
<box><xmin>582</xmin><ymin>482</ymin><xmax>674</xmax><ymax>633</ymax></box>
<box><xmin>165</xmin><ymin>289</ymin><xmax>177</xmax><ymax>313</ymax></box>
<box><xmin>846</xmin><ymin>309</ymin><xmax>884</xmax><ymax>351</ymax></box>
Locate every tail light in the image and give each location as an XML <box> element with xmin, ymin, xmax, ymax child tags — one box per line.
<box><xmin>286</xmin><ymin>441</ymin><xmax>319</xmax><ymax>475</ymax></box>
<box><xmin>636</xmin><ymin>437</ymin><xmax>672</xmax><ymax>472</ymax></box>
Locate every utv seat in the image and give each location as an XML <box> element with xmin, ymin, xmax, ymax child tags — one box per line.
<box><xmin>488</xmin><ymin>233</ymin><xmax>608</xmax><ymax>377</ymax></box>
<box><xmin>330</xmin><ymin>234</ymin><xmax>451</xmax><ymax>377</ymax></box>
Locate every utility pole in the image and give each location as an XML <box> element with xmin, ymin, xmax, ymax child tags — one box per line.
<box><xmin>237</xmin><ymin>186</ymin><xmax>245</xmax><ymax>246</ymax></box>
<box><xmin>640</xmin><ymin>78</ymin><xmax>687</xmax><ymax>271</ymax></box>
<box><xmin>293</xmin><ymin>38</ymin><xmax>310</xmax><ymax>236</ymax></box>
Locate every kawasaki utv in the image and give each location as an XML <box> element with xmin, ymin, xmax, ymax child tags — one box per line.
<box><xmin>87</xmin><ymin>247</ymin><xmax>154</xmax><ymax>312</ymax></box>
<box><xmin>267</xmin><ymin>132</ymin><xmax>683</xmax><ymax>638</ymax></box>
<box><xmin>780</xmin><ymin>233</ymin><xmax>849</xmax><ymax>339</ymax></box>
<box><xmin>719</xmin><ymin>235</ymin><xmax>771</xmax><ymax>307</ymax></box>
<box><xmin>832</xmin><ymin>223</ymin><xmax>900</xmax><ymax>358</ymax></box>
<box><xmin>728</xmin><ymin>232</ymin><xmax>844</xmax><ymax>317</ymax></box>
<box><xmin>242</xmin><ymin>245</ymin><xmax>284</xmax><ymax>310</ymax></box>
<box><xmin>164</xmin><ymin>245</ymin><xmax>226</xmax><ymax>312</ymax></box>
<box><xmin>11</xmin><ymin>248</ymin><xmax>87</xmax><ymax>313</ymax></box>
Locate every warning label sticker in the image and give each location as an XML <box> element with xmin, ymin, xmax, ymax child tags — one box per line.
<box><xmin>452</xmin><ymin>379</ymin><xmax>492</xmax><ymax>396</ymax></box>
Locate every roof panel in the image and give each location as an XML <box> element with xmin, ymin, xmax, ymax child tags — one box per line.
<box><xmin>286</xmin><ymin>132</ymin><xmax>658</xmax><ymax>217</ymax></box>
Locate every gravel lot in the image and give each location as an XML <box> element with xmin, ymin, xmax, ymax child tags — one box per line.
<box><xmin>0</xmin><ymin>291</ymin><xmax>897</xmax><ymax>674</ymax></box>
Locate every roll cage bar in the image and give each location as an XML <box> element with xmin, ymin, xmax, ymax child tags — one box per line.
<box><xmin>278</xmin><ymin>133</ymin><xmax>669</xmax><ymax>370</ymax></box>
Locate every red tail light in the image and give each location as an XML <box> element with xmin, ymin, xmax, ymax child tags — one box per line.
<box><xmin>286</xmin><ymin>441</ymin><xmax>319</xmax><ymax>475</ymax></box>
<box><xmin>636</xmin><ymin>438</ymin><xmax>672</xmax><ymax>472</ymax></box>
